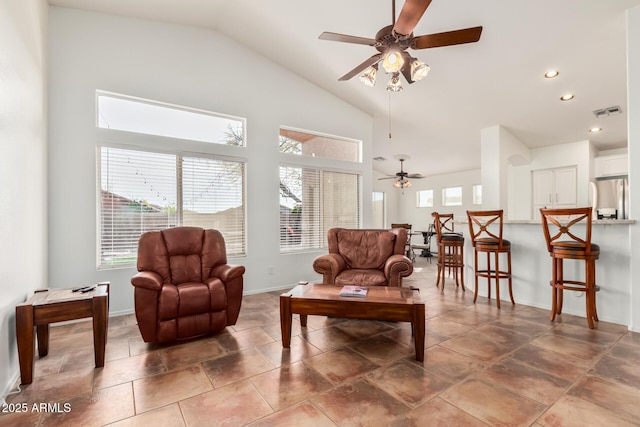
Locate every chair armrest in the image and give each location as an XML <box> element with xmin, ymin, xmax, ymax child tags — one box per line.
<box><xmin>211</xmin><ymin>264</ymin><xmax>246</xmax><ymax>282</ymax></box>
<box><xmin>384</xmin><ymin>254</ymin><xmax>414</xmax><ymax>287</ymax></box>
<box><xmin>313</xmin><ymin>253</ymin><xmax>346</xmax><ymax>284</ymax></box>
<box><xmin>131</xmin><ymin>271</ymin><xmax>163</xmax><ymax>291</ymax></box>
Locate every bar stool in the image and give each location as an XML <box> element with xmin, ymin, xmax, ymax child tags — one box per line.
<box><xmin>540</xmin><ymin>207</ymin><xmax>600</xmax><ymax>329</ymax></box>
<box><xmin>391</xmin><ymin>223</ymin><xmax>415</xmax><ymax>262</ymax></box>
<box><xmin>467</xmin><ymin>210</ymin><xmax>513</xmax><ymax>308</ymax></box>
<box><xmin>432</xmin><ymin>212</ymin><xmax>464</xmax><ymax>291</ymax></box>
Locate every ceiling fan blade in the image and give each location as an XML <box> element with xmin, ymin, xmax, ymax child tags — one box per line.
<box><xmin>407</xmin><ymin>174</ymin><xmax>424</xmax><ymax>178</ymax></box>
<box><xmin>393</xmin><ymin>0</ymin><xmax>432</xmax><ymax>37</ymax></box>
<box><xmin>400</xmin><ymin>52</ymin><xmax>415</xmax><ymax>84</ymax></box>
<box><xmin>412</xmin><ymin>26</ymin><xmax>483</xmax><ymax>50</ymax></box>
<box><xmin>338</xmin><ymin>54</ymin><xmax>382</xmax><ymax>81</ymax></box>
<box><xmin>378</xmin><ymin>176</ymin><xmax>400</xmax><ymax>180</ymax></box>
<box><xmin>319</xmin><ymin>32</ymin><xmax>377</xmax><ymax>46</ymax></box>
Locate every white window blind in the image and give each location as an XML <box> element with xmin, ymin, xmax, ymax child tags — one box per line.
<box><xmin>280</xmin><ymin>165</ymin><xmax>360</xmax><ymax>252</ymax></box>
<box><xmin>99</xmin><ymin>146</ymin><xmax>245</xmax><ymax>268</ymax></box>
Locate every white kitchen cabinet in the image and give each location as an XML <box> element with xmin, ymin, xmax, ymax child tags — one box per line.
<box><xmin>532</xmin><ymin>166</ymin><xmax>577</xmax><ymax>218</ymax></box>
<box><xmin>594</xmin><ymin>154</ymin><xmax>628</xmax><ymax>178</ymax></box>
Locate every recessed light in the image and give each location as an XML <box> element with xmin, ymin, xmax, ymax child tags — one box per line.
<box><xmin>589</xmin><ymin>127</ymin><xmax>602</xmax><ymax>133</ymax></box>
<box><xmin>560</xmin><ymin>94</ymin><xmax>574</xmax><ymax>101</ymax></box>
<box><xmin>544</xmin><ymin>70</ymin><xmax>559</xmax><ymax>78</ymax></box>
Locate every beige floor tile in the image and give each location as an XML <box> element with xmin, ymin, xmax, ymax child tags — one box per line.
<box><xmin>256</xmin><ymin>336</ymin><xmax>322</xmax><ymax>367</ymax></box>
<box><xmin>108</xmin><ymin>404</ymin><xmax>186</xmax><ymax>427</ymax></box>
<box><xmin>133</xmin><ymin>365</ymin><xmax>212</xmax><ymax>413</ymax></box>
<box><xmin>250</xmin><ymin>361</ymin><xmax>333</xmax><ymax>411</ymax></box>
<box><xmin>247</xmin><ymin>401</ymin><xmax>336</xmax><ymax>427</ymax></box>
<box><xmin>179</xmin><ymin>380</ymin><xmax>273</xmax><ymax>426</ymax></box>
<box><xmin>201</xmin><ymin>347</ymin><xmax>275</xmax><ymax>388</ymax></box>
<box><xmin>41</xmin><ymin>383</ymin><xmax>134</xmax><ymax>426</ymax></box>
<box><xmin>367</xmin><ymin>359</ymin><xmax>452</xmax><ymax>407</ymax></box>
<box><xmin>305</xmin><ymin>347</ymin><xmax>380</xmax><ymax>384</ymax></box>
<box><xmin>312</xmin><ymin>378</ymin><xmax>409</xmax><ymax>426</ymax></box>
<box><xmin>568</xmin><ymin>374</ymin><xmax>640</xmax><ymax>423</ymax></box>
<box><xmin>389</xmin><ymin>397</ymin><xmax>489</xmax><ymax>427</ymax></box>
<box><xmin>422</xmin><ymin>345</ymin><xmax>486</xmax><ymax>382</ymax></box>
<box><xmin>441</xmin><ymin>378</ymin><xmax>546</xmax><ymax>426</ymax></box>
<box><xmin>478</xmin><ymin>358</ymin><xmax>571</xmax><ymax>405</ymax></box>
<box><xmin>93</xmin><ymin>351</ymin><xmax>167</xmax><ymax>390</ymax></box>
<box><xmin>537</xmin><ymin>395</ymin><xmax>637</xmax><ymax>427</ymax></box>
<box><xmin>349</xmin><ymin>334</ymin><xmax>414</xmax><ymax>365</ymax></box>
<box><xmin>510</xmin><ymin>343</ymin><xmax>593</xmax><ymax>382</ymax></box>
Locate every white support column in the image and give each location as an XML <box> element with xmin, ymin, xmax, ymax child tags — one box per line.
<box><xmin>627</xmin><ymin>5</ymin><xmax>640</xmax><ymax>332</ymax></box>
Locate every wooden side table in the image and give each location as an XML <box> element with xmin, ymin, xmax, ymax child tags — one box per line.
<box><xmin>15</xmin><ymin>282</ymin><xmax>110</xmax><ymax>384</ymax></box>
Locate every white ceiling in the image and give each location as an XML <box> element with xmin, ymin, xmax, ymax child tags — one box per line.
<box><xmin>49</xmin><ymin>0</ymin><xmax>640</xmax><ymax>177</ymax></box>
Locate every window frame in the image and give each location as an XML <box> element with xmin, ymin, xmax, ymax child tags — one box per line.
<box><xmin>97</xmin><ymin>143</ymin><xmax>247</xmax><ymax>269</ymax></box>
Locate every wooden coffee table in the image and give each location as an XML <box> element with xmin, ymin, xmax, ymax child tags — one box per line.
<box><xmin>280</xmin><ymin>284</ymin><xmax>425</xmax><ymax>361</ymax></box>
<box><xmin>15</xmin><ymin>283</ymin><xmax>109</xmax><ymax>384</ymax></box>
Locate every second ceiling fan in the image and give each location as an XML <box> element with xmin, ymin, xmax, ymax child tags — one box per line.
<box><xmin>379</xmin><ymin>157</ymin><xmax>424</xmax><ymax>188</ymax></box>
<box><xmin>319</xmin><ymin>0</ymin><xmax>483</xmax><ymax>90</ymax></box>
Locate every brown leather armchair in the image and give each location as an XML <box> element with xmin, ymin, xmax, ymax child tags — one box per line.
<box><xmin>131</xmin><ymin>227</ymin><xmax>245</xmax><ymax>343</ymax></box>
<box><xmin>313</xmin><ymin>228</ymin><xmax>413</xmax><ymax>287</ymax></box>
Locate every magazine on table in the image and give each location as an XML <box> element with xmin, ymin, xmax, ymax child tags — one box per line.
<box><xmin>339</xmin><ymin>285</ymin><xmax>368</xmax><ymax>298</ymax></box>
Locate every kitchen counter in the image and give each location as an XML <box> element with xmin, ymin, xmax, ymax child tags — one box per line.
<box><xmin>457</xmin><ymin>220</ymin><xmax>633</xmax><ymax>326</ymax></box>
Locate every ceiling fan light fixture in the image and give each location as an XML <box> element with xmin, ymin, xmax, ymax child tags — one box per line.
<box><xmin>382</xmin><ymin>50</ymin><xmax>404</xmax><ymax>73</ymax></box>
<box><xmin>387</xmin><ymin>72</ymin><xmax>403</xmax><ymax>92</ymax></box>
<box><xmin>393</xmin><ymin>179</ymin><xmax>411</xmax><ymax>189</ymax></box>
<box><xmin>359</xmin><ymin>64</ymin><xmax>378</xmax><ymax>87</ymax></box>
<box><xmin>410</xmin><ymin>58</ymin><xmax>430</xmax><ymax>81</ymax></box>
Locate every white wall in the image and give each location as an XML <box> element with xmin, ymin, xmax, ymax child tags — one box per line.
<box><xmin>47</xmin><ymin>7</ymin><xmax>373</xmax><ymax>315</ymax></box>
<box><xmin>395</xmin><ymin>168</ymin><xmax>481</xmax><ymax>232</ymax></box>
<box><xmin>0</xmin><ymin>0</ymin><xmax>48</xmax><ymax>399</ymax></box>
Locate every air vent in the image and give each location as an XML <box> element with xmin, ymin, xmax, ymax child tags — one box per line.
<box><xmin>373</xmin><ymin>156</ymin><xmax>386</xmax><ymax>162</ymax></box>
<box><xmin>593</xmin><ymin>105</ymin><xmax>622</xmax><ymax>118</ymax></box>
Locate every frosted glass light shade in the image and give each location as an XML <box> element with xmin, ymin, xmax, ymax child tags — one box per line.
<box><xmin>359</xmin><ymin>65</ymin><xmax>377</xmax><ymax>87</ymax></box>
<box><xmin>382</xmin><ymin>51</ymin><xmax>404</xmax><ymax>73</ymax></box>
<box><xmin>410</xmin><ymin>59</ymin><xmax>430</xmax><ymax>81</ymax></box>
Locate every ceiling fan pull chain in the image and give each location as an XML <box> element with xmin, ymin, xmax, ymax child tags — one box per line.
<box><xmin>388</xmin><ymin>91</ymin><xmax>392</xmax><ymax>139</ymax></box>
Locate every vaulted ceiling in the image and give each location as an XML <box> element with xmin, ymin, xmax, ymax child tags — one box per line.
<box><xmin>49</xmin><ymin>0</ymin><xmax>640</xmax><ymax>177</ymax></box>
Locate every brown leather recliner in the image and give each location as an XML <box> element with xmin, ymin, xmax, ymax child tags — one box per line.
<box><xmin>131</xmin><ymin>227</ymin><xmax>245</xmax><ymax>343</ymax></box>
<box><xmin>313</xmin><ymin>228</ymin><xmax>414</xmax><ymax>287</ymax></box>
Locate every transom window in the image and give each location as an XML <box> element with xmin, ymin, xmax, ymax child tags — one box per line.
<box><xmin>97</xmin><ymin>91</ymin><xmax>245</xmax><ymax>146</ymax></box>
<box><xmin>279</xmin><ymin>127</ymin><xmax>361</xmax><ymax>162</ymax></box>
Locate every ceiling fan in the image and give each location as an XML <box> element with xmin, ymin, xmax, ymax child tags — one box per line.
<box><xmin>379</xmin><ymin>157</ymin><xmax>424</xmax><ymax>188</ymax></box>
<box><xmin>319</xmin><ymin>0</ymin><xmax>483</xmax><ymax>89</ymax></box>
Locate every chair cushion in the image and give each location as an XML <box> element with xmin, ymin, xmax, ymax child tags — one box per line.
<box><xmin>336</xmin><ymin>230</ymin><xmax>396</xmax><ymax>270</ymax></box>
<box><xmin>441</xmin><ymin>232</ymin><xmax>464</xmax><ymax>242</ymax></box>
<box><xmin>335</xmin><ymin>269</ymin><xmax>387</xmax><ymax>287</ymax></box>
<box><xmin>476</xmin><ymin>238</ymin><xmax>511</xmax><ymax>249</ymax></box>
<box><xmin>551</xmin><ymin>241</ymin><xmax>600</xmax><ymax>252</ymax></box>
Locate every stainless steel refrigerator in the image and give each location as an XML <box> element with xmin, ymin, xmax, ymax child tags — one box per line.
<box><xmin>589</xmin><ymin>177</ymin><xmax>629</xmax><ymax>219</ymax></box>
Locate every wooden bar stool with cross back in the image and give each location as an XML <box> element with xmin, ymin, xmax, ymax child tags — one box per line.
<box><xmin>540</xmin><ymin>207</ymin><xmax>600</xmax><ymax>329</ymax></box>
<box><xmin>467</xmin><ymin>210</ymin><xmax>514</xmax><ymax>308</ymax></box>
<box><xmin>432</xmin><ymin>213</ymin><xmax>464</xmax><ymax>291</ymax></box>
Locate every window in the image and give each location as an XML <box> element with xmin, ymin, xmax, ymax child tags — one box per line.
<box><xmin>279</xmin><ymin>127</ymin><xmax>361</xmax><ymax>162</ymax></box>
<box><xmin>473</xmin><ymin>184</ymin><xmax>482</xmax><ymax>205</ymax></box>
<box><xmin>280</xmin><ymin>165</ymin><xmax>360</xmax><ymax>252</ymax></box>
<box><xmin>442</xmin><ymin>186</ymin><xmax>463</xmax><ymax>206</ymax></box>
<box><xmin>98</xmin><ymin>146</ymin><xmax>245</xmax><ymax>268</ymax></box>
<box><xmin>416</xmin><ymin>190</ymin><xmax>434</xmax><ymax>207</ymax></box>
<box><xmin>372</xmin><ymin>192</ymin><xmax>385</xmax><ymax>228</ymax></box>
<box><xmin>97</xmin><ymin>91</ymin><xmax>245</xmax><ymax>146</ymax></box>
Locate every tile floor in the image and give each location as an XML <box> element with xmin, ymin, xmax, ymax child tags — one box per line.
<box><xmin>3</xmin><ymin>257</ymin><xmax>640</xmax><ymax>426</ymax></box>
